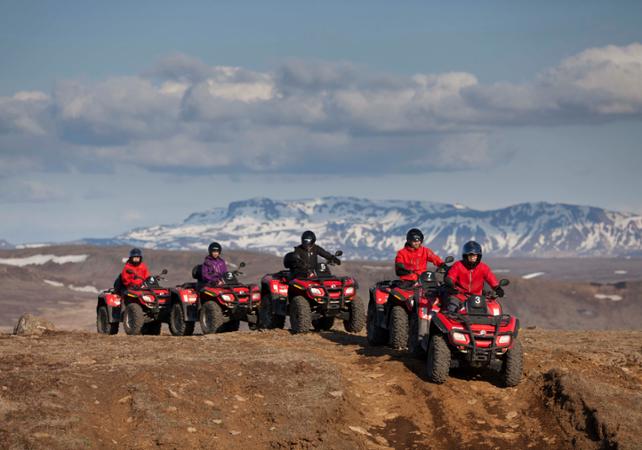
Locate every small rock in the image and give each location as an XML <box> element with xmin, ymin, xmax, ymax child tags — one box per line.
<box><xmin>13</xmin><ymin>314</ymin><xmax>55</xmax><ymax>336</ymax></box>
<box><xmin>204</xmin><ymin>400</ymin><xmax>215</xmax><ymax>407</ymax></box>
<box><xmin>254</xmin><ymin>393</ymin><xmax>264</xmax><ymax>398</ymax></box>
<box><xmin>94</xmin><ymin>400</ymin><xmax>100</xmax><ymax>405</ymax></box>
<box><xmin>117</xmin><ymin>395</ymin><xmax>132</xmax><ymax>404</ymax></box>
<box><xmin>230</xmin><ymin>430</ymin><xmax>241</xmax><ymax>436</ymax></box>
<box><xmin>269</xmin><ymin>426</ymin><xmax>276</xmax><ymax>431</ymax></box>
<box><xmin>187</xmin><ymin>427</ymin><xmax>197</xmax><ymax>433</ymax></box>
<box><xmin>506</xmin><ymin>411</ymin><xmax>518</xmax><ymax>420</ymax></box>
<box><xmin>467</xmin><ymin>399</ymin><xmax>477</xmax><ymax>405</ymax></box>
<box><xmin>126</xmin><ymin>417</ymin><xmax>134</xmax><ymax>423</ymax></box>
<box><xmin>384</xmin><ymin>413</ymin><xmax>399</xmax><ymax>420</ymax></box>
<box><xmin>90</xmin><ymin>385</ymin><xmax>98</xmax><ymax>389</ymax></box>
<box><xmin>367</xmin><ymin>373</ymin><xmax>384</xmax><ymax>379</ymax></box>
<box><xmin>212</xmin><ymin>419</ymin><xmax>223</xmax><ymax>425</ymax></box>
<box><xmin>234</xmin><ymin>395</ymin><xmax>247</xmax><ymax>402</ymax></box>
<box><xmin>374</xmin><ymin>435</ymin><xmax>389</xmax><ymax>446</ymax></box>
<box><xmin>33</xmin><ymin>432</ymin><xmax>50</xmax><ymax>439</ymax></box>
<box><xmin>168</xmin><ymin>389</ymin><xmax>179</xmax><ymax>398</ymax></box>
<box><xmin>166</xmin><ymin>406</ymin><xmax>177</xmax><ymax>412</ymax></box>
<box><xmin>111</xmin><ymin>440</ymin><xmax>118</xmax><ymax>444</ymax></box>
<box><xmin>1</xmin><ymin>386</ymin><xmax>7</xmax><ymax>391</ymax></box>
<box><xmin>329</xmin><ymin>390</ymin><xmax>343</xmax><ymax>398</ymax></box>
<box><xmin>348</xmin><ymin>426</ymin><xmax>372</xmax><ymax>436</ymax></box>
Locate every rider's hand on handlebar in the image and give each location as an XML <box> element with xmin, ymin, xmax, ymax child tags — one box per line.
<box><xmin>494</xmin><ymin>286</ymin><xmax>505</xmax><ymax>298</ymax></box>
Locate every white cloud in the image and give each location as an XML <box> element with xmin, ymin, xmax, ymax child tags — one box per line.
<box><xmin>0</xmin><ymin>43</ymin><xmax>641</xmax><ymax>175</ymax></box>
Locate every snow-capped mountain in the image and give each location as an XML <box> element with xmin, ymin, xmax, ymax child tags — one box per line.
<box><xmin>0</xmin><ymin>239</ymin><xmax>13</xmax><ymax>249</ymax></box>
<box><xmin>108</xmin><ymin>197</ymin><xmax>642</xmax><ymax>260</ymax></box>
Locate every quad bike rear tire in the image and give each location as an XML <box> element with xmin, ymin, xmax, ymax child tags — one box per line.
<box><xmin>169</xmin><ymin>302</ymin><xmax>195</xmax><ymax>336</ymax></box>
<box><xmin>200</xmin><ymin>301</ymin><xmax>226</xmax><ymax>334</ymax></box>
<box><xmin>142</xmin><ymin>321</ymin><xmax>162</xmax><ymax>335</ymax></box>
<box><xmin>313</xmin><ymin>316</ymin><xmax>335</xmax><ymax>331</ymax></box>
<box><xmin>96</xmin><ymin>305</ymin><xmax>119</xmax><ymax>335</ymax></box>
<box><xmin>259</xmin><ymin>296</ymin><xmax>285</xmax><ymax>329</ymax></box>
<box><xmin>344</xmin><ymin>295</ymin><xmax>366</xmax><ymax>333</ymax></box>
<box><xmin>501</xmin><ymin>338</ymin><xmax>523</xmax><ymax>387</ymax></box>
<box><xmin>289</xmin><ymin>295</ymin><xmax>312</xmax><ymax>334</ymax></box>
<box><xmin>367</xmin><ymin>300</ymin><xmax>388</xmax><ymax>346</ymax></box>
<box><xmin>123</xmin><ymin>303</ymin><xmax>145</xmax><ymax>335</ymax></box>
<box><xmin>408</xmin><ymin>310</ymin><xmax>426</xmax><ymax>358</ymax></box>
<box><xmin>389</xmin><ymin>304</ymin><xmax>409</xmax><ymax>350</ymax></box>
<box><xmin>426</xmin><ymin>334</ymin><xmax>451</xmax><ymax>384</ymax></box>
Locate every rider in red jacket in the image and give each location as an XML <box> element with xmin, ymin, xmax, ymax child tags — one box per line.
<box><xmin>444</xmin><ymin>241</ymin><xmax>503</xmax><ymax>313</ymax></box>
<box><xmin>121</xmin><ymin>248</ymin><xmax>150</xmax><ymax>289</ymax></box>
<box><xmin>395</xmin><ymin>228</ymin><xmax>444</xmax><ymax>286</ymax></box>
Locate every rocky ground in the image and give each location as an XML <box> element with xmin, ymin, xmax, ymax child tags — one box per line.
<box><xmin>1</xmin><ymin>327</ymin><xmax>640</xmax><ymax>450</ymax></box>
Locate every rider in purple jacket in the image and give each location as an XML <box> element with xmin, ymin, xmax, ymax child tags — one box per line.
<box><xmin>202</xmin><ymin>242</ymin><xmax>228</xmax><ymax>285</ymax></box>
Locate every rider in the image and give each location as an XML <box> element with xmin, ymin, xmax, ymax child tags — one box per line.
<box><xmin>287</xmin><ymin>230</ymin><xmax>340</xmax><ymax>278</ymax></box>
<box><xmin>202</xmin><ymin>242</ymin><xmax>228</xmax><ymax>286</ymax></box>
<box><xmin>443</xmin><ymin>240</ymin><xmax>504</xmax><ymax>313</ymax></box>
<box><xmin>394</xmin><ymin>228</ymin><xmax>444</xmax><ymax>288</ymax></box>
<box><xmin>121</xmin><ymin>248</ymin><xmax>150</xmax><ymax>289</ymax></box>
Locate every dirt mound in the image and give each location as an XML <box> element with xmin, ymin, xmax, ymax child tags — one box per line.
<box><xmin>1</xmin><ymin>328</ymin><xmax>640</xmax><ymax>449</ymax></box>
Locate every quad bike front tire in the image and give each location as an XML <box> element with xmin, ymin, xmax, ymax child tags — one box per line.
<box><xmin>313</xmin><ymin>316</ymin><xmax>335</xmax><ymax>331</ymax></box>
<box><xmin>123</xmin><ymin>303</ymin><xmax>145</xmax><ymax>335</ymax></box>
<box><xmin>367</xmin><ymin>300</ymin><xmax>388</xmax><ymax>346</ymax></box>
<box><xmin>501</xmin><ymin>338</ymin><xmax>523</xmax><ymax>387</ymax></box>
<box><xmin>289</xmin><ymin>296</ymin><xmax>312</xmax><ymax>334</ymax></box>
<box><xmin>426</xmin><ymin>334</ymin><xmax>451</xmax><ymax>384</ymax></box>
<box><xmin>200</xmin><ymin>301</ymin><xmax>226</xmax><ymax>334</ymax></box>
<box><xmin>389</xmin><ymin>304</ymin><xmax>409</xmax><ymax>350</ymax></box>
<box><xmin>343</xmin><ymin>295</ymin><xmax>366</xmax><ymax>333</ymax></box>
<box><xmin>259</xmin><ymin>296</ymin><xmax>285</xmax><ymax>329</ymax></box>
<box><xmin>96</xmin><ymin>305</ymin><xmax>119</xmax><ymax>335</ymax></box>
<box><xmin>169</xmin><ymin>302</ymin><xmax>195</xmax><ymax>336</ymax></box>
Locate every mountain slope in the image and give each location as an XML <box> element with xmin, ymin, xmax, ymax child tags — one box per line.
<box><xmin>109</xmin><ymin>197</ymin><xmax>642</xmax><ymax>259</ymax></box>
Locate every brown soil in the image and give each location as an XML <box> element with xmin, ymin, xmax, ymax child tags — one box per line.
<box><xmin>0</xmin><ymin>328</ymin><xmax>640</xmax><ymax>450</ymax></box>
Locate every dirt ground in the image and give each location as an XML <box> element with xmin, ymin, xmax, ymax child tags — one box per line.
<box><xmin>1</xmin><ymin>327</ymin><xmax>640</xmax><ymax>450</ymax></box>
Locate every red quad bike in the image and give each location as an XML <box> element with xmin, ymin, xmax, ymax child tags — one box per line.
<box><xmin>367</xmin><ymin>256</ymin><xmax>454</xmax><ymax>352</ymax></box>
<box><xmin>422</xmin><ymin>279</ymin><xmax>524</xmax><ymax>387</ymax></box>
<box><xmin>96</xmin><ymin>269</ymin><xmax>200</xmax><ymax>336</ymax></box>
<box><xmin>185</xmin><ymin>262</ymin><xmax>261</xmax><ymax>334</ymax></box>
<box><xmin>259</xmin><ymin>251</ymin><xmax>366</xmax><ymax>334</ymax></box>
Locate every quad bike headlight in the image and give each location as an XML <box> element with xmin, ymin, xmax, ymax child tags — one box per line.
<box><xmin>251</xmin><ymin>292</ymin><xmax>261</xmax><ymax>301</ymax></box>
<box><xmin>142</xmin><ymin>295</ymin><xmax>154</xmax><ymax>303</ymax></box>
<box><xmin>496</xmin><ymin>335</ymin><xmax>511</xmax><ymax>346</ymax></box>
<box><xmin>309</xmin><ymin>287</ymin><xmax>325</xmax><ymax>297</ymax></box>
<box><xmin>220</xmin><ymin>294</ymin><xmax>234</xmax><ymax>302</ymax></box>
<box><xmin>344</xmin><ymin>286</ymin><xmax>355</xmax><ymax>296</ymax></box>
<box><xmin>451</xmin><ymin>332</ymin><xmax>469</xmax><ymax>344</ymax></box>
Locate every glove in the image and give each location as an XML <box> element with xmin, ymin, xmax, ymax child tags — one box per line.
<box><xmin>494</xmin><ymin>286</ymin><xmax>504</xmax><ymax>298</ymax></box>
<box><xmin>332</xmin><ymin>257</ymin><xmax>341</xmax><ymax>266</ymax></box>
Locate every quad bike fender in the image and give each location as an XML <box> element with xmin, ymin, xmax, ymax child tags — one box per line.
<box><xmin>429</xmin><ymin>313</ymin><xmax>449</xmax><ymax>335</ymax></box>
<box><xmin>98</xmin><ymin>293</ymin><xmax>122</xmax><ymax>323</ymax></box>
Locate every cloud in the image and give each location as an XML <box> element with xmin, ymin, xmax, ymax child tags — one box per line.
<box><xmin>0</xmin><ymin>43</ymin><xmax>641</xmax><ymax>175</ymax></box>
<box><xmin>0</xmin><ymin>180</ymin><xmax>66</xmax><ymax>203</ymax></box>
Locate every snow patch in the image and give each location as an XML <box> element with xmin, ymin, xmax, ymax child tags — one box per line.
<box><xmin>594</xmin><ymin>294</ymin><xmax>623</xmax><ymax>302</ymax></box>
<box><xmin>15</xmin><ymin>243</ymin><xmax>50</xmax><ymax>249</ymax></box>
<box><xmin>494</xmin><ymin>269</ymin><xmax>511</xmax><ymax>273</ymax></box>
<box><xmin>362</xmin><ymin>265</ymin><xmax>390</xmax><ymax>270</ymax></box>
<box><xmin>68</xmin><ymin>284</ymin><xmax>99</xmax><ymax>294</ymax></box>
<box><xmin>43</xmin><ymin>279</ymin><xmax>64</xmax><ymax>287</ymax></box>
<box><xmin>0</xmin><ymin>254</ymin><xmax>89</xmax><ymax>267</ymax></box>
<box><xmin>522</xmin><ymin>272</ymin><xmax>545</xmax><ymax>280</ymax></box>
<box><xmin>614</xmin><ymin>270</ymin><xmax>628</xmax><ymax>275</ymax></box>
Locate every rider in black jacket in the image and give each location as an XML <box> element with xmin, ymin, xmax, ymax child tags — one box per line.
<box><xmin>285</xmin><ymin>231</ymin><xmax>340</xmax><ymax>278</ymax></box>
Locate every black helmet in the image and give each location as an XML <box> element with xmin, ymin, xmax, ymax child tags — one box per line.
<box><xmin>301</xmin><ymin>230</ymin><xmax>316</xmax><ymax>247</ymax></box>
<box><xmin>283</xmin><ymin>251</ymin><xmax>302</xmax><ymax>269</ymax></box>
<box><xmin>406</xmin><ymin>228</ymin><xmax>424</xmax><ymax>244</ymax></box>
<box><xmin>462</xmin><ymin>240</ymin><xmax>482</xmax><ymax>268</ymax></box>
<box><xmin>129</xmin><ymin>248</ymin><xmax>143</xmax><ymax>258</ymax></box>
<box><xmin>208</xmin><ymin>242</ymin><xmax>222</xmax><ymax>254</ymax></box>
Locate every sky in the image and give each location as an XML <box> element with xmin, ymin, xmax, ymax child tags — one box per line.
<box><xmin>1</xmin><ymin>0</ymin><xmax>642</xmax><ymax>243</ymax></box>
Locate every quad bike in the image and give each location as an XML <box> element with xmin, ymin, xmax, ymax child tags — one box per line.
<box><xmin>260</xmin><ymin>251</ymin><xmax>365</xmax><ymax>334</ymax></box>
<box><xmin>422</xmin><ymin>279</ymin><xmax>523</xmax><ymax>387</ymax></box>
<box><xmin>181</xmin><ymin>262</ymin><xmax>261</xmax><ymax>334</ymax></box>
<box><xmin>96</xmin><ymin>269</ymin><xmax>199</xmax><ymax>336</ymax></box>
<box><xmin>367</xmin><ymin>256</ymin><xmax>454</xmax><ymax>351</ymax></box>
